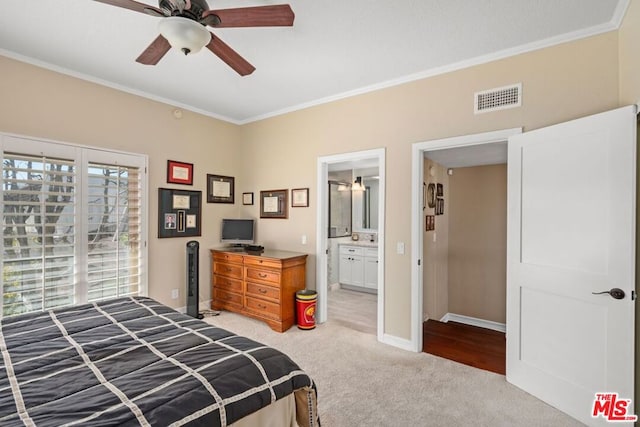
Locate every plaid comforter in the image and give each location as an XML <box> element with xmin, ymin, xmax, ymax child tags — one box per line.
<box><xmin>0</xmin><ymin>297</ymin><xmax>318</xmax><ymax>426</ymax></box>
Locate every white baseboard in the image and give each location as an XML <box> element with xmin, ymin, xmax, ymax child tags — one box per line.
<box><xmin>176</xmin><ymin>300</ymin><xmax>212</xmax><ymax>315</ymax></box>
<box><xmin>440</xmin><ymin>312</ymin><xmax>506</xmax><ymax>333</ymax></box>
<box><xmin>381</xmin><ymin>333</ymin><xmax>416</xmax><ymax>352</ymax></box>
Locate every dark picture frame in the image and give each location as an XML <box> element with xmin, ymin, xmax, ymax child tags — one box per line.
<box><xmin>436</xmin><ymin>198</ymin><xmax>444</xmax><ymax>215</ymax></box>
<box><xmin>426</xmin><ymin>215</ymin><xmax>435</xmax><ymax>231</ymax></box>
<box><xmin>167</xmin><ymin>160</ymin><xmax>193</xmax><ymax>185</ymax></box>
<box><xmin>436</xmin><ymin>183</ymin><xmax>444</xmax><ymax>197</ymax></box>
<box><xmin>426</xmin><ymin>183</ymin><xmax>436</xmax><ymax>208</ymax></box>
<box><xmin>260</xmin><ymin>189</ymin><xmax>288</xmax><ymax>219</ymax></box>
<box><xmin>207</xmin><ymin>174</ymin><xmax>234</xmax><ymax>204</ymax></box>
<box><xmin>291</xmin><ymin>188</ymin><xmax>309</xmax><ymax>207</ymax></box>
<box><xmin>158</xmin><ymin>188</ymin><xmax>201</xmax><ymax>238</ymax></box>
<box><xmin>242</xmin><ymin>192</ymin><xmax>254</xmax><ymax>205</ymax></box>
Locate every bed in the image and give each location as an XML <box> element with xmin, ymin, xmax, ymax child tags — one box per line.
<box><xmin>0</xmin><ymin>296</ymin><xmax>319</xmax><ymax>426</ymax></box>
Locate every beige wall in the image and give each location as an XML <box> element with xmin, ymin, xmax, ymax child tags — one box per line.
<box><xmin>423</xmin><ymin>159</ymin><xmax>449</xmax><ymax>321</ymax></box>
<box><xmin>0</xmin><ymin>56</ymin><xmax>243</xmax><ymax>310</ymax></box>
<box><xmin>619</xmin><ymin>0</ymin><xmax>640</xmax><ymax>105</ymax></box>
<box><xmin>240</xmin><ymin>31</ymin><xmax>620</xmax><ymax>339</ymax></box>
<box><xmin>0</xmin><ymin>29</ymin><xmax>625</xmax><ymax>341</ymax></box>
<box><xmin>448</xmin><ymin>164</ymin><xmax>507</xmax><ymax>324</ymax></box>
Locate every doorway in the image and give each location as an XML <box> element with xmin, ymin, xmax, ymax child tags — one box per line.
<box><xmin>316</xmin><ymin>149</ymin><xmax>386</xmax><ymax>341</ymax></box>
<box><xmin>421</xmin><ymin>145</ymin><xmax>509</xmax><ymax>374</ymax></box>
<box><xmin>410</xmin><ymin>128</ymin><xmax>521</xmax><ymax>352</ymax></box>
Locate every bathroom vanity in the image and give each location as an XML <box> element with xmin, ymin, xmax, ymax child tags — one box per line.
<box><xmin>338</xmin><ymin>243</ymin><xmax>378</xmax><ymax>293</ymax></box>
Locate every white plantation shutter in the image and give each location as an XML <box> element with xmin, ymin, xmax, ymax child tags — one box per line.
<box><xmin>1</xmin><ymin>135</ymin><xmax>147</xmax><ymax>317</ymax></box>
<box><xmin>86</xmin><ymin>162</ymin><xmax>142</xmax><ymax>301</ymax></box>
<box><xmin>2</xmin><ymin>152</ymin><xmax>77</xmax><ymax>315</ymax></box>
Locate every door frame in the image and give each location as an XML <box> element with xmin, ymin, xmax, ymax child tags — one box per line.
<box><xmin>410</xmin><ymin>128</ymin><xmax>522</xmax><ymax>352</ymax></box>
<box><xmin>316</xmin><ymin>148</ymin><xmax>386</xmax><ymax>342</ymax></box>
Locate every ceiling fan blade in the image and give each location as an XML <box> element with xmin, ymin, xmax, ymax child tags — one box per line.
<box><xmin>136</xmin><ymin>35</ymin><xmax>171</xmax><ymax>65</ymax></box>
<box><xmin>206</xmin><ymin>34</ymin><xmax>255</xmax><ymax>76</ymax></box>
<box><xmin>93</xmin><ymin>0</ymin><xmax>164</xmax><ymax>17</ymax></box>
<box><xmin>202</xmin><ymin>5</ymin><xmax>294</xmax><ymax>28</ymax></box>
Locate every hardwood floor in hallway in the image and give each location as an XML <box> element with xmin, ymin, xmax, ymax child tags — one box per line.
<box><xmin>422</xmin><ymin>320</ymin><xmax>505</xmax><ymax>375</ymax></box>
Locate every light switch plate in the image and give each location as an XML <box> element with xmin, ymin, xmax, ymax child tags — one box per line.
<box><xmin>397</xmin><ymin>242</ymin><xmax>405</xmax><ymax>254</ymax></box>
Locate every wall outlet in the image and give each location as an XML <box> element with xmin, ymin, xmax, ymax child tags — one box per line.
<box><xmin>397</xmin><ymin>242</ymin><xmax>405</xmax><ymax>255</ymax></box>
<box><xmin>301</xmin><ymin>234</ymin><xmax>307</xmax><ymax>245</ymax></box>
<box><xmin>171</xmin><ymin>289</ymin><xmax>179</xmax><ymax>299</ymax></box>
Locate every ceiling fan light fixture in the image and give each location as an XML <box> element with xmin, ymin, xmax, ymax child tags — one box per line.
<box><xmin>158</xmin><ymin>17</ymin><xmax>211</xmax><ymax>55</ymax></box>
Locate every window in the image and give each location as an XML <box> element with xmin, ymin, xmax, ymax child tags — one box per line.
<box><xmin>1</xmin><ymin>135</ymin><xmax>147</xmax><ymax>317</ymax></box>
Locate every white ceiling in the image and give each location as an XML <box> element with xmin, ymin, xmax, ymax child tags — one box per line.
<box><xmin>0</xmin><ymin>0</ymin><xmax>628</xmax><ymax>124</ymax></box>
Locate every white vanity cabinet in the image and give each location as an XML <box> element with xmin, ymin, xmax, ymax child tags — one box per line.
<box><xmin>363</xmin><ymin>247</ymin><xmax>378</xmax><ymax>290</ymax></box>
<box><xmin>339</xmin><ymin>244</ymin><xmax>378</xmax><ymax>293</ymax></box>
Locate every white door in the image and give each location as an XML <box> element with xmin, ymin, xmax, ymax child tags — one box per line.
<box><xmin>506</xmin><ymin>105</ymin><xmax>637</xmax><ymax>426</ymax></box>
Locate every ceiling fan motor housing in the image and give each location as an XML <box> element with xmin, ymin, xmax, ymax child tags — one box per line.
<box><xmin>159</xmin><ymin>0</ymin><xmax>209</xmax><ymax>20</ymax></box>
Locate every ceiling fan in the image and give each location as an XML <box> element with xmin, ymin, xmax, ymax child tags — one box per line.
<box><xmin>94</xmin><ymin>0</ymin><xmax>295</xmax><ymax>76</ymax></box>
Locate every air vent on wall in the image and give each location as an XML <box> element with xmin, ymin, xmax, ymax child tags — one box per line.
<box><xmin>474</xmin><ymin>83</ymin><xmax>522</xmax><ymax>114</ymax></box>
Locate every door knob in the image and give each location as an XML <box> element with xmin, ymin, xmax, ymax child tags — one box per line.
<box><xmin>592</xmin><ymin>288</ymin><xmax>625</xmax><ymax>300</ymax></box>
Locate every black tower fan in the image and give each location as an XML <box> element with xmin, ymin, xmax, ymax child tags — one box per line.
<box><xmin>186</xmin><ymin>241</ymin><xmax>203</xmax><ymax>319</ymax></box>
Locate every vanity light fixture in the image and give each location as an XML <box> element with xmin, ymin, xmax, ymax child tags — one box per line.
<box><xmin>351</xmin><ymin>176</ymin><xmax>365</xmax><ymax>191</ymax></box>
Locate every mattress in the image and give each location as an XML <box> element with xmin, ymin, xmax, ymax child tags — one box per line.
<box><xmin>0</xmin><ymin>296</ymin><xmax>319</xmax><ymax>426</ymax></box>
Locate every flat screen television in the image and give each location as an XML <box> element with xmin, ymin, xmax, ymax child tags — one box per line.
<box><xmin>220</xmin><ymin>218</ymin><xmax>255</xmax><ymax>246</ymax></box>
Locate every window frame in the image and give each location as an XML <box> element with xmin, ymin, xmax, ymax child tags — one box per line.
<box><xmin>0</xmin><ymin>133</ymin><xmax>148</xmax><ymax>317</ymax></box>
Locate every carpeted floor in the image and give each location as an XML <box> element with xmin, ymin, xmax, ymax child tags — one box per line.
<box><xmin>203</xmin><ymin>311</ymin><xmax>583</xmax><ymax>427</ymax></box>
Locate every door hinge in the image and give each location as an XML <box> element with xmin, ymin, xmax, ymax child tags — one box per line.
<box><xmin>632</xmin><ymin>290</ymin><xmax>636</xmax><ymax>301</ymax></box>
<box><xmin>418</xmin><ymin>259</ymin><xmax>421</xmax><ymax>266</ymax></box>
<box><xmin>326</xmin><ymin>249</ymin><xmax>329</xmax><ymax>255</ymax></box>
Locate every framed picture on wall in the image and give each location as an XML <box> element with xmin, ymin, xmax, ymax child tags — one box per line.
<box><xmin>158</xmin><ymin>188</ymin><xmax>201</xmax><ymax>238</ymax></box>
<box><xmin>242</xmin><ymin>192</ymin><xmax>254</xmax><ymax>205</ymax></box>
<box><xmin>436</xmin><ymin>198</ymin><xmax>444</xmax><ymax>215</ymax></box>
<box><xmin>167</xmin><ymin>160</ymin><xmax>193</xmax><ymax>185</ymax></box>
<box><xmin>206</xmin><ymin>174</ymin><xmax>234</xmax><ymax>204</ymax></box>
<box><xmin>291</xmin><ymin>188</ymin><xmax>309</xmax><ymax>207</ymax></box>
<box><xmin>426</xmin><ymin>215</ymin><xmax>435</xmax><ymax>231</ymax></box>
<box><xmin>426</xmin><ymin>183</ymin><xmax>436</xmax><ymax>208</ymax></box>
<box><xmin>260</xmin><ymin>189</ymin><xmax>288</xmax><ymax>218</ymax></box>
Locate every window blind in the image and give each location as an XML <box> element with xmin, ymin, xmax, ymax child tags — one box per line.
<box><xmin>2</xmin><ymin>152</ymin><xmax>76</xmax><ymax>315</ymax></box>
<box><xmin>1</xmin><ymin>135</ymin><xmax>147</xmax><ymax>317</ymax></box>
<box><xmin>86</xmin><ymin>162</ymin><xmax>142</xmax><ymax>301</ymax></box>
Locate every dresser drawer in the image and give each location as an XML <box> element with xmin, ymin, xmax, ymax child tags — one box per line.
<box><xmin>245</xmin><ymin>267</ymin><xmax>281</xmax><ymax>285</ymax></box>
<box><xmin>340</xmin><ymin>245</ymin><xmax>364</xmax><ymax>256</ymax></box>
<box><xmin>246</xmin><ymin>282</ymin><xmax>280</xmax><ymax>301</ymax></box>
<box><xmin>364</xmin><ymin>247</ymin><xmax>378</xmax><ymax>257</ymax></box>
<box><xmin>213</xmin><ymin>289</ymin><xmax>242</xmax><ymax>308</ymax></box>
<box><xmin>213</xmin><ymin>275</ymin><xmax>243</xmax><ymax>293</ymax></box>
<box><xmin>243</xmin><ymin>256</ymin><xmax>282</xmax><ymax>270</ymax></box>
<box><xmin>245</xmin><ymin>296</ymin><xmax>280</xmax><ymax>319</ymax></box>
<box><xmin>214</xmin><ymin>262</ymin><xmax>243</xmax><ymax>279</ymax></box>
<box><xmin>213</xmin><ymin>251</ymin><xmax>244</xmax><ymax>264</ymax></box>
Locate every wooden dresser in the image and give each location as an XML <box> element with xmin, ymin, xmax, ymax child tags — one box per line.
<box><xmin>210</xmin><ymin>249</ymin><xmax>308</xmax><ymax>332</ymax></box>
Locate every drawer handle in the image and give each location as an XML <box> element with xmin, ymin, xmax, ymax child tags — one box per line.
<box><xmin>226</xmin><ymin>295</ymin><xmax>233</xmax><ymax>300</ymax></box>
<box><xmin>258</xmin><ymin>303</ymin><xmax>267</xmax><ymax>309</ymax></box>
<box><xmin>225</xmin><ymin>267</ymin><xmax>233</xmax><ymax>272</ymax></box>
<box><xmin>258</xmin><ymin>273</ymin><xmax>268</xmax><ymax>278</ymax></box>
<box><xmin>259</xmin><ymin>288</ymin><xmax>267</xmax><ymax>294</ymax></box>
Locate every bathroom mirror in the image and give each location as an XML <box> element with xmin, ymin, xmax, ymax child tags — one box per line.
<box><xmin>353</xmin><ymin>176</ymin><xmax>379</xmax><ymax>231</ymax></box>
<box><xmin>328</xmin><ymin>181</ymin><xmax>352</xmax><ymax>238</ymax></box>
